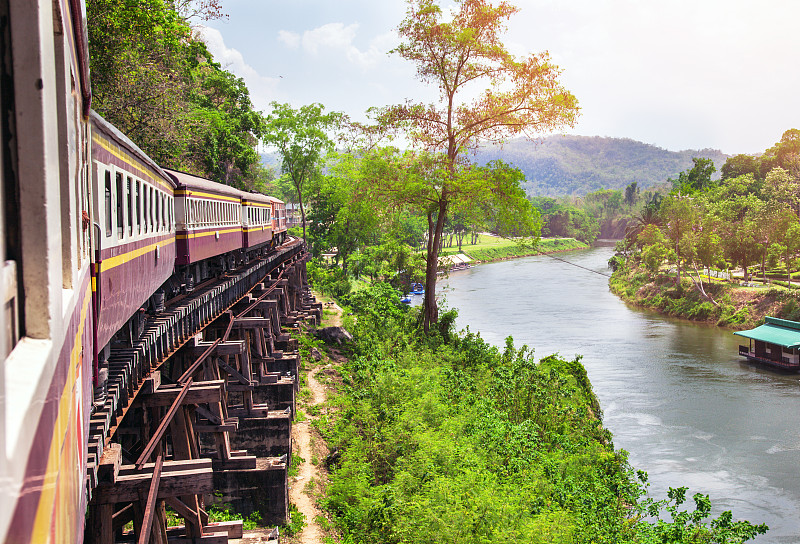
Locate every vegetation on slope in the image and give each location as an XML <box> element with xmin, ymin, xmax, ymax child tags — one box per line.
<box><xmin>311</xmin><ymin>282</ymin><xmax>767</xmax><ymax>543</ymax></box>
<box><xmin>471</xmin><ymin>135</ymin><xmax>728</xmax><ymax>196</ymax></box>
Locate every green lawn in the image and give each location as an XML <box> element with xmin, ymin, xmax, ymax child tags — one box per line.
<box><xmin>436</xmin><ymin>235</ymin><xmax>588</xmax><ymax>261</ymax></box>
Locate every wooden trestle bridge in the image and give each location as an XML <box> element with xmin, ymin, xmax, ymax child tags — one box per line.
<box><xmin>85</xmin><ymin>238</ymin><xmax>321</xmax><ymax>543</ymax></box>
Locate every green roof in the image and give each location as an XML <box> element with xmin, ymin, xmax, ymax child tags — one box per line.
<box><xmin>734</xmin><ymin>317</ymin><xmax>800</xmax><ymax>349</ymax></box>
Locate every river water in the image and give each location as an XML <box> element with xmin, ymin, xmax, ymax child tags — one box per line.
<box><xmin>437</xmin><ymin>245</ymin><xmax>800</xmax><ymax>542</ymax></box>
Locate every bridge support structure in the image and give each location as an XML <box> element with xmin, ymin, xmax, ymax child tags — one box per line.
<box><xmin>85</xmin><ymin>239</ymin><xmax>321</xmax><ymax>543</ymax></box>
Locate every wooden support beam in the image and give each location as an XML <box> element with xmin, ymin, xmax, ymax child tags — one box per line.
<box><xmin>210</xmin><ymin>455</ymin><xmax>257</xmax><ymax>470</ymax></box>
<box><xmin>178</xmin><ymin>312</ymin><xmax>234</xmax><ymax>383</ymax></box>
<box><xmin>162</xmin><ymin>531</ymin><xmax>229</xmax><ymax>543</ymax></box>
<box><xmin>206</xmin><ymin>520</ymin><xmax>244</xmax><ymax>539</ymax></box>
<box><xmin>111</xmin><ymin>503</ymin><xmax>134</xmax><ymax>532</ymax></box>
<box><xmin>194</xmin><ymin>423</ymin><xmax>238</xmax><ymax>433</ymax></box>
<box><xmin>164</xmin><ymin>496</ymin><xmax>200</xmax><ymax>526</ymax></box>
<box><xmin>217</xmin><ymin>356</ymin><xmax>250</xmax><ymax>386</ymax></box>
<box><xmin>137</xmin><ymin>454</ymin><xmax>163</xmax><ymax>544</ymax></box>
<box><xmin>97</xmin><ymin>443</ymin><xmax>122</xmax><ymax>485</ymax></box>
<box><xmin>93</xmin><ymin>462</ymin><xmax>213</xmax><ymax>503</ymax></box>
<box><xmin>140</xmin><ymin>381</ymin><xmax>224</xmax><ymax>407</ymax></box>
<box><xmin>186</xmin><ymin>340</ymin><xmax>245</xmax><ymax>357</ymax></box>
<box><xmin>118</xmin><ymin>458</ymin><xmax>212</xmax><ymax>478</ymax></box>
<box><xmin>195</xmin><ymin>404</ymin><xmax>222</xmax><ymax>425</ymax></box>
<box><xmin>230</xmin><ymin>317</ymin><xmax>271</xmax><ymax>329</ymax></box>
<box><xmin>136</xmin><ymin>379</ymin><xmax>193</xmax><ymax>469</ymax></box>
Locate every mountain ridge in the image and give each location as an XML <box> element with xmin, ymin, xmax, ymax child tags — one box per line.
<box><xmin>470</xmin><ymin>135</ymin><xmax>729</xmax><ymax>196</ymax></box>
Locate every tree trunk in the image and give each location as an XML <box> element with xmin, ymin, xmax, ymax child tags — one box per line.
<box><xmin>298</xmin><ymin>187</ymin><xmax>306</xmax><ymax>241</ymax></box>
<box><xmin>423</xmin><ymin>200</ymin><xmax>448</xmax><ymax>333</ymax></box>
<box><xmin>787</xmin><ymin>253</ymin><xmax>792</xmax><ymax>287</ymax></box>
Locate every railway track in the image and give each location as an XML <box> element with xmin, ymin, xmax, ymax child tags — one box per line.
<box><xmin>84</xmin><ymin>237</ymin><xmax>321</xmax><ymax>542</ymax></box>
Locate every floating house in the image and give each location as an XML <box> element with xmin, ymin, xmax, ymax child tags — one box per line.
<box><xmin>734</xmin><ymin>316</ymin><xmax>800</xmax><ymax>370</ymax></box>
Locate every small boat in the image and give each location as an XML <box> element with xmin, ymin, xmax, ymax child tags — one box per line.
<box><xmin>411</xmin><ymin>283</ymin><xmax>424</xmax><ymax>295</ymax></box>
<box><xmin>400</xmin><ymin>295</ymin><xmax>412</xmax><ymax>304</ymax></box>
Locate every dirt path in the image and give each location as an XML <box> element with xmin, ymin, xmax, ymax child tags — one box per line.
<box><xmin>288</xmin><ymin>365</ymin><xmax>327</xmax><ymax>543</ymax></box>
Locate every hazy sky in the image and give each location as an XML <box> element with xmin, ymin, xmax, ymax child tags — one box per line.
<box><xmin>201</xmin><ymin>0</ymin><xmax>800</xmax><ymax>155</ymax></box>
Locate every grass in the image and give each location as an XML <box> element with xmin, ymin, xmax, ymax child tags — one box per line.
<box><xmin>435</xmin><ymin>235</ymin><xmax>588</xmax><ymax>262</ymax></box>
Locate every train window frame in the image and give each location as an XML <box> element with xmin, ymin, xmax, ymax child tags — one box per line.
<box><xmin>136</xmin><ymin>180</ymin><xmax>141</xmax><ymax>235</ymax></box>
<box><xmin>105</xmin><ymin>170</ymin><xmax>112</xmax><ymax>237</ymax></box>
<box><xmin>116</xmin><ymin>172</ymin><xmax>124</xmax><ymax>239</ymax></box>
<box><xmin>148</xmin><ymin>186</ymin><xmax>154</xmax><ymax>232</ymax></box>
<box><xmin>143</xmin><ymin>182</ymin><xmax>148</xmax><ymax>234</ymax></box>
<box><xmin>127</xmin><ymin>176</ymin><xmax>133</xmax><ymax>237</ymax></box>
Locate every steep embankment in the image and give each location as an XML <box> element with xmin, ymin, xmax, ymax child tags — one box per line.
<box><xmin>609</xmin><ymin>263</ymin><xmax>800</xmax><ymax>330</ymax></box>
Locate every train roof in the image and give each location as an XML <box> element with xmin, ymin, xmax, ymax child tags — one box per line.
<box><xmin>90</xmin><ymin>110</ymin><xmax>176</xmax><ymax>188</ymax></box>
<box><xmin>241</xmin><ymin>191</ymin><xmax>276</xmax><ymax>206</ymax></box>
<box><xmin>164</xmin><ymin>168</ymin><xmax>243</xmax><ymax>201</ymax></box>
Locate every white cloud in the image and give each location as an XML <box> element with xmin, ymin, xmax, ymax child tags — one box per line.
<box><xmin>277</xmin><ymin>30</ymin><xmax>300</xmax><ymax>49</ymax></box>
<box><xmin>195</xmin><ymin>25</ymin><xmax>281</xmax><ymax>111</ymax></box>
<box><xmin>277</xmin><ymin>22</ymin><xmax>394</xmax><ymax>70</ymax></box>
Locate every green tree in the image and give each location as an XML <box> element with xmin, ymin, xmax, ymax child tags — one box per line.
<box><xmin>672</xmin><ymin>157</ymin><xmax>717</xmax><ymax>195</ymax></box>
<box><xmin>87</xmin><ymin>0</ymin><xmax>268</xmax><ymax>184</ymax></box>
<box><xmin>764</xmin><ymin>166</ymin><xmax>800</xmax><ymax>218</ymax></box>
<box><xmin>721</xmin><ymin>153</ymin><xmax>761</xmax><ymax>181</ymax></box>
<box><xmin>624</xmin><ymin>181</ymin><xmax>640</xmax><ymax>207</ymax></box>
<box><xmin>263</xmin><ymin>102</ymin><xmax>344</xmax><ymax>240</ymax></box>
<box><xmin>767</xmin><ymin>208</ymin><xmax>800</xmax><ymax>286</ymax></box>
<box><xmin>660</xmin><ymin>195</ymin><xmax>699</xmax><ymax>287</ymax></box>
<box><xmin>373</xmin><ymin>0</ymin><xmax>578</xmax><ymax>331</ymax></box>
<box><xmin>763</xmin><ymin>128</ymin><xmax>800</xmax><ymax>178</ymax></box>
<box><xmin>307</xmin><ymin>153</ymin><xmax>379</xmax><ymax>274</ymax></box>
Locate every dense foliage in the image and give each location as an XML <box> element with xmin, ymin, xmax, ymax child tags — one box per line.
<box><xmin>472</xmin><ymin>136</ymin><xmax>727</xmax><ymax>196</ymax></box>
<box><xmin>315</xmin><ymin>283</ymin><xmax>767</xmax><ymax>543</ymax></box>
<box><xmin>609</xmin><ymin>129</ymin><xmax>800</xmax><ymax>327</ymax></box>
<box><xmin>87</xmin><ymin>0</ymin><xmax>271</xmax><ymax>189</ymax></box>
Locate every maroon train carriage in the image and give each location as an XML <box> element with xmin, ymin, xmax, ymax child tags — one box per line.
<box><xmin>242</xmin><ymin>191</ymin><xmax>275</xmax><ymax>251</ymax></box>
<box><xmin>90</xmin><ymin>112</ymin><xmax>178</xmax><ymax>353</ymax></box>
<box><xmin>167</xmin><ymin>168</ymin><xmax>244</xmax><ymax>286</ymax></box>
<box><xmin>270</xmin><ymin>196</ymin><xmax>288</xmax><ymax>244</ymax></box>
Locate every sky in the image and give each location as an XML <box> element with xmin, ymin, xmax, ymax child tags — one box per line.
<box><xmin>200</xmin><ymin>0</ymin><xmax>800</xmax><ymax>155</ymax></box>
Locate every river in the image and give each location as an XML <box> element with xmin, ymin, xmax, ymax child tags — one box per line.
<box><xmin>437</xmin><ymin>244</ymin><xmax>800</xmax><ymax>542</ymax></box>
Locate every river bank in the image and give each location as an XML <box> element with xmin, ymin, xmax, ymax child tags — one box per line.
<box><xmin>443</xmin><ymin>236</ymin><xmax>588</xmax><ymax>264</ymax></box>
<box><xmin>609</xmin><ymin>261</ymin><xmax>800</xmax><ymax>330</ymax></box>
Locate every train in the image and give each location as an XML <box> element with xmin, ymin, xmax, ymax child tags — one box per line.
<box><xmin>0</xmin><ymin>2</ymin><xmax>289</xmax><ymax>542</ymax></box>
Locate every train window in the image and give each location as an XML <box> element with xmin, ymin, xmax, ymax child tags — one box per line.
<box><xmin>116</xmin><ymin>172</ymin><xmax>123</xmax><ymax>238</ymax></box>
<box><xmin>162</xmin><ymin>194</ymin><xmax>166</xmax><ymax>230</ymax></box>
<box><xmin>143</xmin><ymin>183</ymin><xmax>148</xmax><ymax>234</ymax></box>
<box><xmin>136</xmin><ymin>180</ymin><xmax>141</xmax><ymax>235</ymax></box>
<box><xmin>105</xmin><ymin>171</ymin><xmax>112</xmax><ymax>237</ymax></box>
<box><xmin>127</xmin><ymin>177</ymin><xmax>133</xmax><ymax>236</ymax></box>
<box><xmin>148</xmin><ymin>186</ymin><xmax>153</xmax><ymax>231</ymax></box>
<box><xmin>156</xmin><ymin>191</ymin><xmax>161</xmax><ymax>231</ymax></box>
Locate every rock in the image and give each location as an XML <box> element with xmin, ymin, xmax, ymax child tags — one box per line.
<box><xmin>315</xmin><ymin>326</ymin><xmax>353</xmax><ymax>345</ymax></box>
<box><xmin>310</xmin><ymin>347</ymin><xmax>322</xmax><ymax>361</ymax></box>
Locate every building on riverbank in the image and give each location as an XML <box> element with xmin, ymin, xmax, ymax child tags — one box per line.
<box><xmin>734</xmin><ymin>317</ymin><xmax>800</xmax><ymax>369</ymax></box>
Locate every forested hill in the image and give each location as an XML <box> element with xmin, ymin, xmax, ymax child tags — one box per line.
<box><xmin>470</xmin><ymin>135</ymin><xmax>729</xmax><ymax>196</ymax></box>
